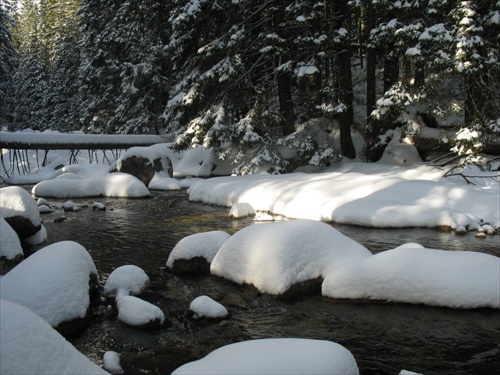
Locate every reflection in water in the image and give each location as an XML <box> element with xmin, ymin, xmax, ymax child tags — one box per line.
<box><xmin>35</xmin><ymin>190</ymin><xmax>499</xmax><ymax>375</ymax></box>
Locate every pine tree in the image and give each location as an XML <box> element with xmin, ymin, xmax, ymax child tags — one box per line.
<box><xmin>0</xmin><ymin>0</ymin><xmax>16</xmax><ymax>126</ymax></box>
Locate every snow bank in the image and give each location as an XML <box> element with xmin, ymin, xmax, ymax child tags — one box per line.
<box><xmin>0</xmin><ymin>218</ymin><xmax>23</xmax><ymax>260</ymax></box>
<box><xmin>189</xmin><ymin>295</ymin><xmax>228</xmax><ymax>319</ymax></box>
<box><xmin>210</xmin><ymin>219</ymin><xmax>371</xmax><ymax>295</ymax></box>
<box><xmin>323</xmin><ymin>244</ymin><xmax>500</xmax><ymax>309</ymax></box>
<box><xmin>0</xmin><ymin>186</ymin><xmax>41</xmax><ymax>227</ymax></box>
<box><xmin>116</xmin><ymin>295</ymin><xmax>165</xmax><ymax>326</ymax></box>
<box><xmin>32</xmin><ymin>173</ymin><xmax>150</xmax><ymax>198</ymax></box>
<box><xmin>166</xmin><ymin>231</ymin><xmax>231</xmax><ymax>269</ymax></box>
<box><xmin>172</xmin><ymin>338</ymin><xmax>359</xmax><ymax>375</ymax></box>
<box><xmin>188</xmin><ymin>161</ymin><xmax>500</xmax><ymax>229</ymax></box>
<box><xmin>0</xmin><ymin>300</ymin><xmax>108</xmax><ymax>375</ymax></box>
<box><xmin>103</xmin><ymin>265</ymin><xmax>150</xmax><ymax>297</ymax></box>
<box><xmin>0</xmin><ymin>241</ymin><xmax>99</xmax><ymax>326</ymax></box>
<box><xmin>229</xmin><ymin>202</ymin><xmax>255</xmax><ymax>218</ymax></box>
<box><xmin>6</xmin><ymin>157</ymin><xmax>67</xmax><ymax>184</ymax></box>
<box><xmin>148</xmin><ymin>172</ymin><xmax>182</xmax><ymax>190</ymax></box>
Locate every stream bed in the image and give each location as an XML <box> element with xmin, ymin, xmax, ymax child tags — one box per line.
<box><xmin>34</xmin><ymin>190</ymin><xmax>499</xmax><ymax>375</ymax></box>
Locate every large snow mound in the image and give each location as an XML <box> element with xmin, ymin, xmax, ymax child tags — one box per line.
<box><xmin>0</xmin><ymin>300</ymin><xmax>108</xmax><ymax>375</ymax></box>
<box><xmin>322</xmin><ymin>244</ymin><xmax>500</xmax><ymax>309</ymax></box>
<box><xmin>188</xmin><ymin>162</ymin><xmax>499</xmax><ymax>229</ymax></box>
<box><xmin>32</xmin><ymin>173</ymin><xmax>150</xmax><ymax>198</ymax></box>
<box><xmin>167</xmin><ymin>230</ymin><xmax>231</xmax><ymax>268</ymax></box>
<box><xmin>0</xmin><ymin>241</ymin><xmax>99</xmax><ymax>326</ymax></box>
<box><xmin>0</xmin><ymin>186</ymin><xmax>41</xmax><ymax>227</ymax></box>
<box><xmin>210</xmin><ymin>219</ymin><xmax>371</xmax><ymax>295</ymax></box>
<box><xmin>172</xmin><ymin>338</ymin><xmax>359</xmax><ymax>375</ymax></box>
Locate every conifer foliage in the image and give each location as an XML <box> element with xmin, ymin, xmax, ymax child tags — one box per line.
<box><xmin>2</xmin><ymin>0</ymin><xmax>499</xmax><ymax>173</ymax></box>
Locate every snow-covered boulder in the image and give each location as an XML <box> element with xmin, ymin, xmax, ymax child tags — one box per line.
<box><xmin>0</xmin><ymin>218</ymin><xmax>24</xmax><ymax>274</ymax></box>
<box><xmin>189</xmin><ymin>295</ymin><xmax>228</xmax><ymax>320</ymax></box>
<box><xmin>116</xmin><ymin>295</ymin><xmax>165</xmax><ymax>329</ymax></box>
<box><xmin>0</xmin><ymin>300</ymin><xmax>108</xmax><ymax>375</ymax></box>
<box><xmin>103</xmin><ymin>351</ymin><xmax>124</xmax><ymax>374</ymax></box>
<box><xmin>229</xmin><ymin>202</ymin><xmax>255</xmax><ymax>218</ymax></box>
<box><xmin>113</xmin><ymin>146</ymin><xmax>173</xmax><ymax>186</ymax></box>
<box><xmin>167</xmin><ymin>231</ymin><xmax>231</xmax><ymax>275</ymax></box>
<box><xmin>24</xmin><ymin>224</ymin><xmax>48</xmax><ymax>245</ymax></box>
<box><xmin>32</xmin><ymin>173</ymin><xmax>151</xmax><ymax>198</ymax></box>
<box><xmin>148</xmin><ymin>172</ymin><xmax>182</xmax><ymax>190</ymax></box>
<box><xmin>210</xmin><ymin>219</ymin><xmax>371</xmax><ymax>297</ymax></box>
<box><xmin>103</xmin><ymin>265</ymin><xmax>150</xmax><ymax>297</ymax></box>
<box><xmin>0</xmin><ymin>186</ymin><xmax>42</xmax><ymax>239</ymax></box>
<box><xmin>172</xmin><ymin>338</ymin><xmax>359</xmax><ymax>375</ymax></box>
<box><xmin>322</xmin><ymin>244</ymin><xmax>500</xmax><ymax>309</ymax></box>
<box><xmin>0</xmin><ymin>241</ymin><xmax>100</xmax><ymax>334</ymax></box>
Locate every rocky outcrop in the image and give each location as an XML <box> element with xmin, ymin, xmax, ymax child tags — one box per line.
<box><xmin>112</xmin><ymin>146</ymin><xmax>173</xmax><ymax>186</ymax></box>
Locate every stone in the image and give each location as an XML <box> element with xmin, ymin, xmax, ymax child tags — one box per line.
<box><xmin>113</xmin><ymin>147</ymin><xmax>173</xmax><ymax>186</ymax></box>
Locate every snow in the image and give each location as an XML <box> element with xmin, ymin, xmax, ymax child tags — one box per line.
<box><xmin>172</xmin><ymin>338</ymin><xmax>359</xmax><ymax>375</ymax></box>
<box><xmin>24</xmin><ymin>224</ymin><xmax>47</xmax><ymax>245</ymax></box>
<box><xmin>166</xmin><ymin>230</ymin><xmax>231</xmax><ymax>269</ymax></box>
<box><xmin>0</xmin><ymin>300</ymin><xmax>108</xmax><ymax>375</ymax></box>
<box><xmin>210</xmin><ymin>219</ymin><xmax>371</xmax><ymax>295</ymax></box>
<box><xmin>0</xmin><ymin>218</ymin><xmax>23</xmax><ymax>260</ymax></box>
<box><xmin>0</xmin><ymin>186</ymin><xmax>42</xmax><ymax>227</ymax></box>
<box><xmin>148</xmin><ymin>171</ymin><xmax>182</xmax><ymax>190</ymax></box>
<box><xmin>189</xmin><ymin>295</ymin><xmax>228</xmax><ymax>319</ymax></box>
<box><xmin>103</xmin><ymin>265</ymin><xmax>150</xmax><ymax>297</ymax></box>
<box><xmin>188</xmin><ymin>161</ymin><xmax>500</xmax><ymax>230</ymax></box>
<box><xmin>103</xmin><ymin>351</ymin><xmax>124</xmax><ymax>374</ymax></box>
<box><xmin>116</xmin><ymin>295</ymin><xmax>165</xmax><ymax>326</ymax></box>
<box><xmin>229</xmin><ymin>202</ymin><xmax>255</xmax><ymax>218</ymax></box>
<box><xmin>0</xmin><ymin>241</ymin><xmax>99</xmax><ymax>327</ymax></box>
<box><xmin>322</xmin><ymin>244</ymin><xmax>500</xmax><ymax>309</ymax></box>
<box><xmin>32</xmin><ymin>172</ymin><xmax>151</xmax><ymax>198</ymax></box>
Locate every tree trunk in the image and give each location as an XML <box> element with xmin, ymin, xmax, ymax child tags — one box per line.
<box><xmin>277</xmin><ymin>71</ymin><xmax>295</xmax><ymax>136</ymax></box>
<box><xmin>336</xmin><ymin>1</ymin><xmax>356</xmax><ymax>159</ymax></box>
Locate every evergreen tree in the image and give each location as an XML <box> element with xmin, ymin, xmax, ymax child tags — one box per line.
<box><xmin>0</xmin><ymin>0</ymin><xmax>16</xmax><ymax>126</ymax></box>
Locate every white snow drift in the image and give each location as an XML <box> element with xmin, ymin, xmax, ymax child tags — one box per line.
<box><xmin>0</xmin><ymin>241</ymin><xmax>98</xmax><ymax>327</ymax></box>
<box><xmin>323</xmin><ymin>243</ymin><xmax>500</xmax><ymax>309</ymax></box>
<box><xmin>166</xmin><ymin>230</ymin><xmax>231</xmax><ymax>269</ymax></box>
<box><xmin>210</xmin><ymin>219</ymin><xmax>371</xmax><ymax>295</ymax></box>
<box><xmin>0</xmin><ymin>300</ymin><xmax>108</xmax><ymax>375</ymax></box>
<box><xmin>172</xmin><ymin>338</ymin><xmax>359</xmax><ymax>375</ymax></box>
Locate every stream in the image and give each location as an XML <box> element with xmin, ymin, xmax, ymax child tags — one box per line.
<box><xmin>32</xmin><ymin>190</ymin><xmax>499</xmax><ymax>375</ymax></box>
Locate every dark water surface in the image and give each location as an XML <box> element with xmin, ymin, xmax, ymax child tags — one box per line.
<box><xmin>35</xmin><ymin>190</ymin><xmax>499</xmax><ymax>375</ymax></box>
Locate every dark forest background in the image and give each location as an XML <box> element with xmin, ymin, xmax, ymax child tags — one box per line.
<box><xmin>1</xmin><ymin>0</ymin><xmax>498</xmax><ymax>173</ymax></box>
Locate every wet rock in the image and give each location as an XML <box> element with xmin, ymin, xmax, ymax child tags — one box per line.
<box><xmin>169</xmin><ymin>256</ymin><xmax>211</xmax><ymax>276</ymax></box>
<box><xmin>279</xmin><ymin>277</ymin><xmax>324</xmax><ymax>299</ymax></box>
<box><xmin>113</xmin><ymin>147</ymin><xmax>173</xmax><ymax>186</ymax></box>
<box><xmin>0</xmin><ymin>253</ymin><xmax>23</xmax><ymax>275</ymax></box>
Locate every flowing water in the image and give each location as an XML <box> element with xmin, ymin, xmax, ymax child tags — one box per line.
<box><xmin>32</xmin><ymin>190</ymin><xmax>499</xmax><ymax>375</ymax></box>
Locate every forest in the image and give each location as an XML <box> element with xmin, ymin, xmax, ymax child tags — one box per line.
<box><xmin>1</xmin><ymin>0</ymin><xmax>499</xmax><ymax>174</ymax></box>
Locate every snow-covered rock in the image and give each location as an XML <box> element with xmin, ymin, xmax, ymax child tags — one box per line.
<box><xmin>172</xmin><ymin>338</ymin><xmax>359</xmax><ymax>375</ymax></box>
<box><xmin>0</xmin><ymin>241</ymin><xmax>99</xmax><ymax>331</ymax></box>
<box><xmin>116</xmin><ymin>295</ymin><xmax>165</xmax><ymax>328</ymax></box>
<box><xmin>148</xmin><ymin>171</ymin><xmax>182</xmax><ymax>190</ymax></box>
<box><xmin>189</xmin><ymin>295</ymin><xmax>228</xmax><ymax>320</ymax></box>
<box><xmin>0</xmin><ymin>186</ymin><xmax>42</xmax><ymax>238</ymax></box>
<box><xmin>0</xmin><ymin>218</ymin><xmax>23</xmax><ymax>274</ymax></box>
<box><xmin>103</xmin><ymin>265</ymin><xmax>150</xmax><ymax>297</ymax></box>
<box><xmin>38</xmin><ymin>204</ymin><xmax>53</xmax><ymax>213</ymax></box>
<box><xmin>0</xmin><ymin>300</ymin><xmax>108</xmax><ymax>375</ymax></box>
<box><xmin>229</xmin><ymin>202</ymin><xmax>255</xmax><ymax>218</ymax></box>
<box><xmin>24</xmin><ymin>224</ymin><xmax>48</xmax><ymax>245</ymax></box>
<box><xmin>114</xmin><ymin>146</ymin><xmax>173</xmax><ymax>186</ymax></box>
<box><xmin>63</xmin><ymin>200</ymin><xmax>81</xmax><ymax>212</ymax></box>
<box><xmin>167</xmin><ymin>231</ymin><xmax>231</xmax><ymax>275</ymax></box>
<box><xmin>103</xmin><ymin>351</ymin><xmax>124</xmax><ymax>374</ymax></box>
<box><xmin>32</xmin><ymin>173</ymin><xmax>151</xmax><ymax>198</ymax></box>
<box><xmin>210</xmin><ymin>219</ymin><xmax>371</xmax><ymax>296</ymax></box>
<box><xmin>92</xmin><ymin>202</ymin><xmax>106</xmax><ymax>211</ymax></box>
<box><xmin>322</xmin><ymin>244</ymin><xmax>500</xmax><ymax>309</ymax></box>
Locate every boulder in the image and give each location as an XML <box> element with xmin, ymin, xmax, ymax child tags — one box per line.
<box><xmin>0</xmin><ymin>218</ymin><xmax>24</xmax><ymax>275</ymax></box>
<box><xmin>0</xmin><ymin>241</ymin><xmax>100</xmax><ymax>336</ymax></box>
<box><xmin>113</xmin><ymin>146</ymin><xmax>173</xmax><ymax>186</ymax></box>
<box><xmin>0</xmin><ymin>186</ymin><xmax>42</xmax><ymax>239</ymax></box>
